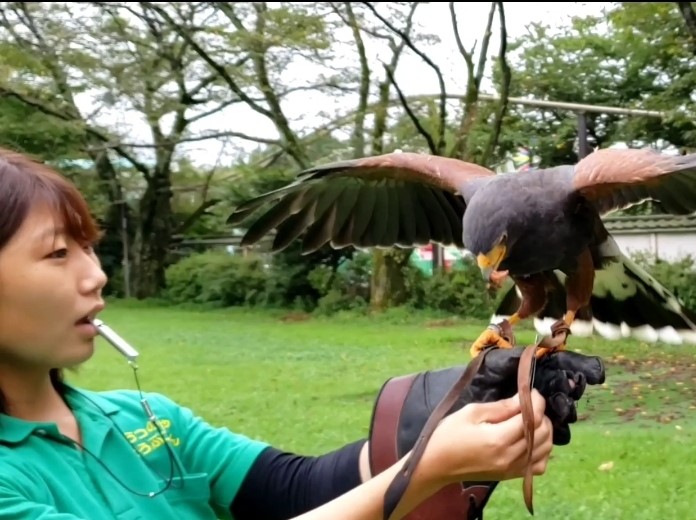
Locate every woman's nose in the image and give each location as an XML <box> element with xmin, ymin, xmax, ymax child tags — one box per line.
<box><xmin>78</xmin><ymin>250</ymin><xmax>108</xmax><ymax>295</ymax></box>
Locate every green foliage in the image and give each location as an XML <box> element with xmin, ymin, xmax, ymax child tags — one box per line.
<box><xmin>0</xmin><ymin>96</ymin><xmax>86</xmax><ymax>158</ymax></box>
<box><xmin>408</xmin><ymin>258</ymin><xmax>497</xmax><ymax>320</ymax></box>
<box><xmin>631</xmin><ymin>252</ymin><xmax>696</xmax><ymax>313</ymax></box>
<box><xmin>161</xmin><ymin>247</ymin><xmax>500</xmax><ymax>320</ymax></box>
<box><xmin>159</xmin><ymin>244</ymin><xmax>696</xmax><ymax>325</ymax></box>
<box><xmin>163</xmin><ymin>249</ymin><xmax>270</xmax><ymax>307</ymax></box>
<box><xmin>308</xmin><ymin>253</ymin><xmax>371</xmax><ymax>315</ymax></box>
<box><xmin>498</xmin><ymin>1</ymin><xmax>696</xmax><ymax>172</ymax></box>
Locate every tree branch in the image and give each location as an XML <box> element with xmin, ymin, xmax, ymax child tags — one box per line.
<box><xmin>340</xmin><ymin>1</ymin><xmax>370</xmax><ymax>157</ymax></box>
<box><xmin>384</xmin><ymin>65</ymin><xmax>438</xmax><ymax>153</ymax></box>
<box><xmin>143</xmin><ymin>2</ymin><xmax>274</xmax><ymax>120</ymax></box>
<box><xmin>372</xmin><ymin>3</ymin><xmax>419</xmax><ymax>155</ymax></box>
<box><xmin>450</xmin><ymin>1</ymin><xmax>497</xmax><ymax>160</ymax></box>
<box><xmin>474</xmin><ymin>3</ymin><xmax>496</xmax><ymax>90</ymax></box>
<box><xmin>481</xmin><ymin>2</ymin><xmax>511</xmax><ymax>165</ymax></box>
<box><xmin>222</xmin><ymin>1</ymin><xmax>308</xmax><ymax>168</ymax></box>
<box><xmin>0</xmin><ymin>85</ymin><xmax>150</xmax><ymax>181</ymax></box>
<box><xmin>677</xmin><ymin>2</ymin><xmax>696</xmax><ymax>54</ymax></box>
<box><xmin>174</xmin><ymin>198</ymin><xmax>220</xmax><ymax>235</ymax></box>
<box><xmin>361</xmin><ymin>1</ymin><xmax>447</xmax><ymax>154</ymax></box>
<box><xmin>449</xmin><ymin>2</ymin><xmax>475</xmax><ymax>85</ymax></box>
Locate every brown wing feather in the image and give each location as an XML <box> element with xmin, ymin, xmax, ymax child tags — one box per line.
<box><xmin>301</xmin><ymin>151</ymin><xmax>496</xmax><ymax>191</ymax></box>
<box><xmin>227</xmin><ymin>151</ymin><xmax>495</xmax><ymax>254</ymax></box>
<box><xmin>572</xmin><ymin>148</ymin><xmax>696</xmax><ymax>215</ymax></box>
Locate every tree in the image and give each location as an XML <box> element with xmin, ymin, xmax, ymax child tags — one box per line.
<box><xmin>0</xmin><ymin>3</ymin><xmax>248</xmax><ymax>297</ymax></box>
<box><xmin>358</xmin><ymin>1</ymin><xmax>511</xmax><ymax>277</ymax></box>
<box><xmin>154</xmin><ymin>2</ymin><xmax>433</xmax><ymax>310</ymax></box>
<box><xmin>497</xmin><ymin>2</ymin><xmax>696</xmax><ymax>170</ymax></box>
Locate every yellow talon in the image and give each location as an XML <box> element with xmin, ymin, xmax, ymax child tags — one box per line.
<box><xmin>534</xmin><ymin>314</ymin><xmax>574</xmax><ymax>359</ymax></box>
<box><xmin>470</xmin><ymin>325</ymin><xmax>514</xmax><ymax>358</ymax></box>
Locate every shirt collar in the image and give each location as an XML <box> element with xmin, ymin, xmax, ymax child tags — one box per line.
<box><xmin>0</xmin><ymin>384</ymin><xmax>120</xmax><ymax>445</ymax></box>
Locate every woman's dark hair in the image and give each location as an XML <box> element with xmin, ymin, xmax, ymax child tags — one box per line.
<box><xmin>0</xmin><ymin>147</ymin><xmax>102</xmax><ymax>413</ymax></box>
<box><xmin>0</xmin><ymin>147</ymin><xmax>101</xmax><ymax>250</ymax></box>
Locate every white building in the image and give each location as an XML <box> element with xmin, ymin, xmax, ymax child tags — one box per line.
<box><xmin>603</xmin><ymin>214</ymin><xmax>696</xmax><ymax>263</ymax></box>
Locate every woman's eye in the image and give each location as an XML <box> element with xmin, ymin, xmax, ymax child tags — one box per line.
<box><xmin>48</xmin><ymin>248</ymin><xmax>68</xmax><ymax>259</ymax></box>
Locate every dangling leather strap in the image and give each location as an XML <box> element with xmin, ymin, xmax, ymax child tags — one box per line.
<box><xmin>517</xmin><ymin>344</ymin><xmax>539</xmax><ymax>516</ymax></box>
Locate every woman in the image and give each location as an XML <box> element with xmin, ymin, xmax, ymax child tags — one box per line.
<box><xmin>0</xmin><ymin>146</ymin><xmax>576</xmax><ymax>519</ymax></box>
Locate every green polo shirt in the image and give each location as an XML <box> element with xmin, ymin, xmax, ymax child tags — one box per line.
<box><xmin>0</xmin><ymin>385</ymin><xmax>269</xmax><ymax>519</ymax></box>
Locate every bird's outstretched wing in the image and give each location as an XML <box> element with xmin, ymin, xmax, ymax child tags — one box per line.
<box><xmin>227</xmin><ymin>152</ymin><xmax>496</xmax><ymax>253</ymax></box>
<box><xmin>572</xmin><ymin>147</ymin><xmax>696</xmax><ymax>215</ymax></box>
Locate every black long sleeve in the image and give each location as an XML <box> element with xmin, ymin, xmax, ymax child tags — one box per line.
<box><xmin>230</xmin><ymin>439</ymin><xmax>367</xmax><ymax>520</ymax></box>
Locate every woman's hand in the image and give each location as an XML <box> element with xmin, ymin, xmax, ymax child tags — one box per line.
<box><xmin>418</xmin><ymin>389</ymin><xmax>553</xmax><ymax>489</ymax></box>
<box><xmin>293</xmin><ymin>390</ymin><xmax>553</xmax><ymax>520</ymax></box>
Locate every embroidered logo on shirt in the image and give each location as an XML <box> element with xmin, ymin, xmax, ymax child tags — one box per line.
<box><xmin>123</xmin><ymin>418</ymin><xmax>181</xmax><ymax>456</ymax></box>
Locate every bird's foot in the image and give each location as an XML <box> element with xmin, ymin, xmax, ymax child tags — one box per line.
<box><xmin>470</xmin><ymin>320</ymin><xmax>515</xmax><ymax>358</ymax></box>
<box><xmin>535</xmin><ymin>319</ymin><xmax>571</xmax><ymax>359</ymax></box>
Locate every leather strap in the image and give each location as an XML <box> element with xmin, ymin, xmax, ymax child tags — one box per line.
<box><xmin>518</xmin><ymin>344</ymin><xmax>538</xmax><ymax>515</ymax></box>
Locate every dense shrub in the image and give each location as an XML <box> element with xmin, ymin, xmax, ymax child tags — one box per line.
<box><xmin>632</xmin><ymin>252</ymin><xmax>696</xmax><ymax>313</ymax></box>
<box><xmin>163</xmin><ymin>249</ymin><xmax>270</xmax><ymax>307</ymax></box>
<box><xmin>160</xmin><ymin>247</ymin><xmax>696</xmax><ymax>319</ymax></box>
<box><xmin>405</xmin><ymin>259</ymin><xmax>497</xmax><ymax>319</ymax></box>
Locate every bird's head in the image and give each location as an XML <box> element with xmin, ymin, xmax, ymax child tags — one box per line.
<box><xmin>475</xmin><ymin>231</ymin><xmax>509</xmax><ymax>281</ymax></box>
<box><xmin>462</xmin><ymin>202</ymin><xmax>513</xmax><ymax>282</ymax></box>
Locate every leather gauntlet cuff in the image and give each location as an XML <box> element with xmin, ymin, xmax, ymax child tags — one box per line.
<box><xmin>368</xmin><ymin>369</ymin><xmax>498</xmax><ymax>520</ymax></box>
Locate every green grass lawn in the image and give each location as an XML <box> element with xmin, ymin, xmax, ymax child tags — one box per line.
<box><xmin>69</xmin><ymin>300</ymin><xmax>696</xmax><ymax>519</ymax></box>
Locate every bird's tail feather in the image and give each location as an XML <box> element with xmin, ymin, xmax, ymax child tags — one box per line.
<box><xmin>492</xmin><ymin>255</ymin><xmax>696</xmax><ymax>345</ymax></box>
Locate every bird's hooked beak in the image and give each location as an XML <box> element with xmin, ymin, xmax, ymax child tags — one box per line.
<box><xmin>477</xmin><ymin>242</ymin><xmax>508</xmax><ymax>282</ymax></box>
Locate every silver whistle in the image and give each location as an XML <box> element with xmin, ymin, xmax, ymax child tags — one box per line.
<box><xmin>91</xmin><ymin>318</ymin><xmax>140</xmax><ymax>363</ymax></box>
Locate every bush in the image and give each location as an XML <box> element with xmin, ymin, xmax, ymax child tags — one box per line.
<box><xmin>410</xmin><ymin>258</ymin><xmax>496</xmax><ymax>320</ymax></box>
<box><xmin>159</xmin><ymin>247</ymin><xmax>696</xmax><ymax>320</ymax></box>
<box><xmin>308</xmin><ymin>254</ymin><xmax>371</xmax><ymax>315</ymax></box>
<box><xmin>631</xmin><ymin>252</ymin><xmax>696</xmax><ymax>313</ymax></box>
<box><xmin>163</xmin><ymin>249</ymin><xmax>270</xmax><ymax>307</ymax></box>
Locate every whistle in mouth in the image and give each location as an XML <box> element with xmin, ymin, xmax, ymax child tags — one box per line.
<box><xmin>91</xmin><ymin>318</ymin><xmax>140</xmax><ymax>362</ymax></box>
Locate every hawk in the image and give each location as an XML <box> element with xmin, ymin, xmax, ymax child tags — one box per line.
<box><xmin>227</xmin><ymin>147</ymin><xmax>696</xmax><ymax>357</ymax></box>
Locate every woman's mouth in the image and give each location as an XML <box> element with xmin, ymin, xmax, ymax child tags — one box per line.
<box><xmin>75</xmin><ymin>315</ymin><xmax>98</xmax><ymax>336</ymax></box>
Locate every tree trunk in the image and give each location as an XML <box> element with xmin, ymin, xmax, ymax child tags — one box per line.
<box><xmin>132</xmin><ymin>175</ymin><xmax>173</xmax><ymax>298</ymax></box>
<box><xmin>87</xmin><ymin>141</ymin><xmax>134</xmax><ymax>295</ymax></box>
<box><xmin>370</xmin><ymin>248</ymin><xmax>413</xmax><ymax>311</ymax></box>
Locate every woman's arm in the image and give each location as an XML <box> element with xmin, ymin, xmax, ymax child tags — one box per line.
<box><xmin>230</xmin><ymin>439</ymin><xmax>368</xmax><ymax>520</ymax></box>
<box><xmin>293</xmin><ymin>391</ymin><xmax>553</xmax><ymax>520</ymax></box>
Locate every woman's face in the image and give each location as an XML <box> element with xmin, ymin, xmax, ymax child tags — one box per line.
<box><xmin>0</xmin><ymin>203</ymin><xmax>107</xmax><ymax>369</ymax></box>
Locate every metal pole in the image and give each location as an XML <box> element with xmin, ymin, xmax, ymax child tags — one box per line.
<box><xmin>476</xmin><ymin>93</ymin><xmax>665</xmax><ymax>118</ymax></box>
<box><xmin>577</xmin><ymin>111</ymin><xmax>589</xmax><ymax>159</ymax></box>
<box><xmin>120</xmin><ymin>201</ymin><xmax>131</xmax><ymax>298</ymax></box>
<box><xmin>432</xmin><ymin>243</ymin><xmax>443</xmax><ymax>274</ymax></box>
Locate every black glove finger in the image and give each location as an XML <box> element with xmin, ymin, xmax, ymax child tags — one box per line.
<box><xmin>546</xmin><ymin>392</ymin><xmax>577</xmax><ymax>425</ymax></box>
<box><xmin>553</xmin><ymin>423</ymin><xmax>571</xmax><ymax>446</ymax></box>
<box><xmin>570</xmin><ymin>371</ymin><xmax>587</xmax><ymax>401</ymax></box>
<box><xmin>536</xmin><ymin>371</ymin><xmax>573</xmax><ymax>396</ymax></box>
<box><xmin>539</xmin><ymin>350</ymin><xmax>606</xmax><ymax>385</ymax></box>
